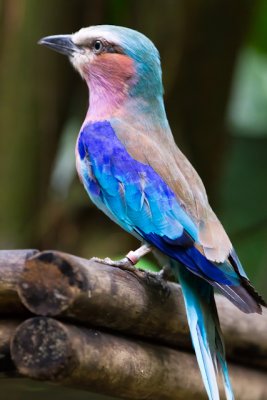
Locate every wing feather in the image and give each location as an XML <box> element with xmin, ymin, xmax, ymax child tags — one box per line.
<box><xmin>111</xmin><ymin>118</ymin><xmax>232</xmax><ymax>263</ymax></box>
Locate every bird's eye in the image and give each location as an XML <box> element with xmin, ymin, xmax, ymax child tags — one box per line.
<box><xmin>93</xmin><ymin>40</ymin><xmax>103</xmax><ymax>53</ymax></box>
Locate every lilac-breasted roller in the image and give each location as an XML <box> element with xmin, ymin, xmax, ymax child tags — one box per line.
<box><xmin>39</xmin><ymin>26</ymin><xmax>266</xmax><ymax>400</ymax></box>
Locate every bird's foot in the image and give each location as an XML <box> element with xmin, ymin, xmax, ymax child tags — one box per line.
<box><xmin>143</xmin><ymin>266</ymin><xmax>171</xmax><ymax>299</ymax></box>
<box><xmin>92</xmin><ymin>246</ymin><xmax>171</xmax><ymax>299</ymax></box>
<box><xmin>156</xmin><ymin>265</ymin><xmax>172</xmax><ymax>281</ymax></box>
<box><xmin>92</xmin><ymin>244</ymin><xmax>151</xmax><ymax>276</ymax></box>
<box><xmin>92</xmin><ymin>256</ymin><xmax>141</xmax><ymax>274</ymax></box>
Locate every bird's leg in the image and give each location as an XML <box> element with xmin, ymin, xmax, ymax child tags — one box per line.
<box><xmin>92</xmin><ymin>243</ymin><xmax>152</xmax><ymax>274</ymax></box>
<box><xmin>93</xmin><ymin>245</ymin><xmax>171</xmax><ymax>298</ymax></box>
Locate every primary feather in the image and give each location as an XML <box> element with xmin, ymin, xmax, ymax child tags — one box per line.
<box><xmin>40</xmin><ymin>25</ymin><xmax>266</xmax><ymax>400</ymax></box>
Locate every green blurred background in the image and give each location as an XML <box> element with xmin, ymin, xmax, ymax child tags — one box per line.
<box><xmin>0</xmin><ymin>0</ymin><xmax>266</xmax><ymax>296</ymax></box>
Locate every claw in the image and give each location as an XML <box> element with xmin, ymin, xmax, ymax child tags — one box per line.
<box><xmin>91</xmin><ymin>253</ymin><xmax>171</xmax><ymax>299</ymax></box>
<box><xmin>91</xmin><ymin>244</ymin><xmax>152</xmax><ymax>276</ymax></box>
<box><xmin>92</xmin><ymin>256</ymin><xmax>142</xmax><ymax>275</ymax></box>
<box><xmin>157</xmin><ymin>265</ymin><xmax>174</xmax><ymax>281</ymax></box>
<box><xmin>143</xmin><ymin>267</ymin><xmax>171</xmax><ymax>299</ymax></box>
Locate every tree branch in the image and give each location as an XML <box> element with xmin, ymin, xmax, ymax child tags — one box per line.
<box><xmin>10</xmin><ymin>317</ymin><xmax>267</xmax><ymax>400</ymax></box>
<box><xmin>0</xmin><ymin>249</ymin><xmax>266</xmax><ymax>371</ymax></box>
<box><xmin>0</xmin><ymin>249</ymin><xmax>37</xmax><ymax>315</ymax></box>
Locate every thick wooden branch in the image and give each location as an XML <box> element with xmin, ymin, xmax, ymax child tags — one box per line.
<box><xmin>0</xmin><ymin>250</ymin><xmax>37</xmax><ymax>315</ymax></box>
<box><xmin>19</xmin><ymin>251</ymin><xmax>190</xmax><ymax>346</ymax></box>
<box><xmin>10</xmin><ymin>317</ymin><xmax>267</xmax><ymax>400</ymax></box>
<box><xmin>0</xmin><ymin>249</ymin><xmax>267</xmax><ymax>370</ymax></box>
<box><xmin>16</xmin><ymin>250</ymin><xmax>267</xmax><ymax>370</ymax></box>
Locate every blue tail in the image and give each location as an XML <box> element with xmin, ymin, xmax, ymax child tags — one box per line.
<box><xmin>175</xmin><ymin>263</ymin><xmax>234</xmax><ymax>400</ymax></box>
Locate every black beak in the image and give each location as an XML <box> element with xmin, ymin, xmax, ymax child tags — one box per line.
<box><xmin>38</xmin><ymin>34</ymin><xmax>83</xmax><ymax>56</ymax></box>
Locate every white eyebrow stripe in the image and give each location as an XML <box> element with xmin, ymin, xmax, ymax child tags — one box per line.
<box><xmin>72</xmin><ymin>28</ymin><xmax>119</xmax><ymax>47</ymax></box>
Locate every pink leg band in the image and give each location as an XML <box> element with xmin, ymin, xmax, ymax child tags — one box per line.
<box><xmin>126</xmin><ymin>251</ymin><xmax>139</xmax><ymax>265</ymax></box>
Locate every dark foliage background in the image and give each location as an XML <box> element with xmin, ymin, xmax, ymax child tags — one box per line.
<box><xmin>0</xmin><ymin>0</ymin><xmax>266</xmax><ymax>299</ymax></box>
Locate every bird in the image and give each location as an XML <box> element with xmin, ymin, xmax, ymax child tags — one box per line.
<box><xmin>39</xmin><ymin>25</ymin><xmax>266</xmax><ymax>400</ymax></box>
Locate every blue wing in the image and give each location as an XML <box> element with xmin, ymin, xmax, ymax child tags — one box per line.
<box><xmin>77</xmin><ymin>120</ymin><xmax>262</xmax><ymax>313</ymax></box>
<box><xmin>78</xmin><ymin>122</ymin><xmax>197</xmax><ymax>240</ymax></box>
<box><xmin>77</xmin><ymin>120</ymin><xmax>198</xmax><ymax>240</ymax></box>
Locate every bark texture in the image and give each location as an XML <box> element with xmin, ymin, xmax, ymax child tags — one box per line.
<box><xmin>0</xmin><ymin>249</ymin><xmax>266</xmax><ymax>370</ymax></box>
<box><xmin>10</xmin><ymin>317</ymin><xmax>267</xmax><ymax>400</ymax></box>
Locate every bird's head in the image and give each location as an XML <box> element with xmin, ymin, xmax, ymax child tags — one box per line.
<box><xmin>39</xmin><ymin>25</ymin><xmax>164</xmax><ymax>119</ymax></box>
